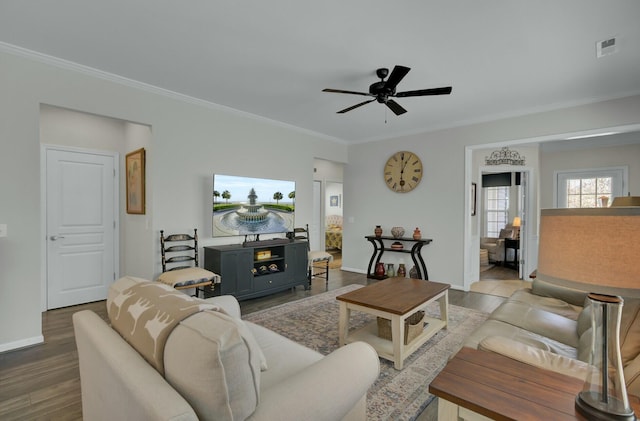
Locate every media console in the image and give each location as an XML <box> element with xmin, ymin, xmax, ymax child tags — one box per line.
<box><xmin>204</xmin><ymin>240</ymin><xmax>308</xmax><ymax>300</ymax></box>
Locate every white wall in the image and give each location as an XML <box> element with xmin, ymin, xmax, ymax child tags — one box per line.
<box><xmin>2</xmin><ymin>45</ymin><xmax>640</xmax><ymax>351</ymax></box>
<box><xmin>343</xmin><ymin>96</ymin><xmax>640</xmax><ymax>289</ymax></box>
<box><xmin>0</xmin><ymin>49</ymin><xmax>347</xmax><ymax>351</ymax></box>
<box><xmin>39</xmin><ymin>105</ymin><xmax>153</xmax><ymax>283</ymax></box>
<box><xmin>539</xmin><ymin>141</ymin><xmax>640</xmax><ymax>209</ymax></box>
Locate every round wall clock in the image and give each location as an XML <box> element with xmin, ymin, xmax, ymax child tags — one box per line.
<box><xmin>384</xmin><ymin>151</ymin><xmax>423</xmax><ymax>193</ymax></box>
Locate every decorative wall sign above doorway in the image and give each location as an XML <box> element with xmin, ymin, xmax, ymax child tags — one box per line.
<box><xmin>485</xmin><ymin>147</ymin><xmax>525</xmax><ymax>166</ymax></box>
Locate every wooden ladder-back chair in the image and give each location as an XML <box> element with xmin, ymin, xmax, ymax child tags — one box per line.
<box><xmin>157</xmin><ymin>228</ymin><xmax>218</xmax><ymax>297</ymax></box>
<box><xmin>294</xmin><ymin>224</ymin><xmax>332</xmax><ymax>288</ymax></box>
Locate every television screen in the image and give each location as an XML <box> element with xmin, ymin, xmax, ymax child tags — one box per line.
<box><xmin>213</xmin><ymin>174</ymin><xmax>295</xmax><ymax>237</ymax></box>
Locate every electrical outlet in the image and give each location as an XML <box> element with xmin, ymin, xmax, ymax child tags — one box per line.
<box><xmin>0</xmin><ymin>224</ymin><xmax>7</xmax><ymax>238</ymax></box>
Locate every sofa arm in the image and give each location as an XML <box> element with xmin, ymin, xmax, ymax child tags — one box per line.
<box><xmin>249</xmin><ymin>341</ymin><xmax>380</xmax><ymax>421</ymax></box>
<box><xmin>479</xmin><ymin>336</ymin><xmax>591</xmax><ymax>381</ymax></box>
<box><xmin>73</xmin><ymin>310</ymin><xmax>197</xmax><ymax>421</ymax></box>
<box><xmin>204</xmin><ymin>295</ymin><xmax>241</xmax><ymax>318</ymax></box>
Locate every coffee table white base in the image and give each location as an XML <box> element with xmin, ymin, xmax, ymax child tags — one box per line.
<box><xmin>338</xmin><ymin>289</ymin><xmax>448</xmax><ymax>370</ymax></box>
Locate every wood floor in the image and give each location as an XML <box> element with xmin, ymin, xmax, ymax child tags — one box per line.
<box><xmin>0</xmin><ymin>269</ymin><xmax>505</xmax><ymax>420</ymax></box>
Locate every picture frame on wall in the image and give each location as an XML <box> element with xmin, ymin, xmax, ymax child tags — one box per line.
<box><xmin>126</xmin><ymin>148</ymin><xmax>145</xmax><ymax>214</ymax></box>
<box><xmin>471</xmin><ymin>182</ymin><xmax>477</xmax><ymax>216</ymax></box>
<box><xmin>330</xmin><ymin>195</ymin><xmax>340</xmax><ymax>207</ymax></box>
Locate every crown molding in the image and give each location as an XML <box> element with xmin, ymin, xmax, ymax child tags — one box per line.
<box><xmin>0</xmin><ymin>42</ymin><xmax>346</xmax><ymax>145</ymax></box>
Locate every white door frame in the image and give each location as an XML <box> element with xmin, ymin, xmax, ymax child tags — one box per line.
<box><xmin>40</xmin><ymin>144</ymin><xmax>120</xmax><ymax>311</ymax></box>
<box><xmin>463</xmin><ymin>123</ymin><xmax>640</xmax><ymax>290</ymax></box>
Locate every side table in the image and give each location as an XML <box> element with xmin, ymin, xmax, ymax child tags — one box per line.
<box><xmin>503</xmin><ymin>238</ymin><xmax>519</xmax><ymax>270</ymax></box>
<box><xmin>429</xmin><ymin>347</ymin><xmax>639</xmax><ymax>420</ymax></box>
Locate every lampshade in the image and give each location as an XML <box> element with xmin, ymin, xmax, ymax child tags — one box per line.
<box><xmin>537</xmin><ymin>208</ymin><xmax>640</xmax><ymax>299</ymax></box>
<box><xmin>611</xmin><ymin>196</ymin><xmax>640</xmax><ymax>207</ymax></box>
<box><xmin>512</xmin><ymin>216</ymin><xmax>521</xmax><ymax>227</ymax></box>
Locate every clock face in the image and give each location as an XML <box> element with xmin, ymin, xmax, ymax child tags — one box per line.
<box><xmin>384</xmin><ymin>151</ymin><xmax>423</xmax><ymax>193</ymax></box>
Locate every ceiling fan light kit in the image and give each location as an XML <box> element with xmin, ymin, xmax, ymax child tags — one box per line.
<box><xmin>323</xmin><ymin>65</ymin><xmax>452</xmax><ymax>116</ymax></box>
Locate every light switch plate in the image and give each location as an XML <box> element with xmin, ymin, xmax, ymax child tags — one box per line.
<box><xmin>0</xmin><ymin>224</ymin><xmax>7</xmax><ymax>237</ymax></box>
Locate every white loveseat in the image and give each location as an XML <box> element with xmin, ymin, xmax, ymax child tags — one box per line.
<box><xmin>73</xmin><ymin>277</ymin><xmax>380</xmax><ymax>421</ymax></box>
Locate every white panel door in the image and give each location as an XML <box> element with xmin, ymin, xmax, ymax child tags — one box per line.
<box><xmin>46</xmin><ymin>148</ymin><xmax>117</xmax><ymax>309</ymax></box>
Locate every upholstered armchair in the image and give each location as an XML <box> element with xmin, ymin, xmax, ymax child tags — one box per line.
<box><xmin>480</xmin><ymin>224</ymin><xmax>519</xmax><ymax>264</ymax></box>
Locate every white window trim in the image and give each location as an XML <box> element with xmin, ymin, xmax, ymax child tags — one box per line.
<box><xmin>553</xmin><ymin>166</ymin><xmax>628</xmax><ymax>208</ymax></box>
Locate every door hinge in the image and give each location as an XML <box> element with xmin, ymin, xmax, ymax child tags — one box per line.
<box><xmin>113</xmin><ymin>168</ymin><xmax>116</xmax><ymax>177</ymax></box>
<box><xmin>113</xmin><ymin>221</ymin><xmax>116</xmax><ymax>229</ymax></box>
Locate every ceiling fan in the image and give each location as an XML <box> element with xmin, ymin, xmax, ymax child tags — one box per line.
<box><xmin>323</xmin><ymin>65</ymin><xmax>452</xmax><ymax>115</ymax></box>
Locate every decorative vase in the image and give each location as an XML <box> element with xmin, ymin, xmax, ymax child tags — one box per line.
<box><xmin>386</xmin><ymin>263</ymin><xmax>395</xmax><ymax>277</ymax></box>
<box><xmin>413</xmin><ymin>227</ymin><xmax>422</xmax><ymax>240</ymax></box>
<box><xmin>397</xmin><ymin>263</ymin><xmax>407</xmax><ymax>277</ymax></box>
<box><xmin>409</xmin><ymin>265</ymin><xmax>419</xmax><ymax>279</ymax></box>
<box><xmin>374</xmin><ymin>225</ymin><xmax>383</xmax><ymax>237</ymax></box>
<box><xmin>391</xmin><ymin>226</ymin><xmax>405</xmax><ymax>239</ymax></box>
<box><xmin>375</xmin><ymin>262</ymin><xmax>385</xmax><ymax>277</ymax></box>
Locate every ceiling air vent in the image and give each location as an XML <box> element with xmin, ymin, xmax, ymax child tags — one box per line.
<box><xmin>596</xmin><ymin>37</ymin><xmax>618</xmax><ymax>58</ymax></box>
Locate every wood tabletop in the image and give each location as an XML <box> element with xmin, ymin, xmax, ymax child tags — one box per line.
<box><xmin>336</xmin><ymin>278</ymin><xmax>449</xmax><ymax>315</ymax></box>
<box><xmin>430</xmin><ymin>347</ymin><xmax>589</xmax><ymax>421</ymax></box>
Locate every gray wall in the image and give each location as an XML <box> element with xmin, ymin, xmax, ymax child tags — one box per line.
<box><xmin>0</xmin><ymin>49</ymin><xmax>346</xmax><ymax>351</ymax></box>
<box><xmin>2</xmin><ymin>46</ymin><xmax>640</xmax><ymax>352</ymax></box>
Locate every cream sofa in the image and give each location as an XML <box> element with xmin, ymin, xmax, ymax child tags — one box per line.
<box><xmin>463</xmin><ymin>277</ymin><xmax>640</xmax><ymax>397</ymax></box>
<box><xmin>73</xmin><ymin>277</ymin><xmax>380</xmax><ymax>421</ymax></box>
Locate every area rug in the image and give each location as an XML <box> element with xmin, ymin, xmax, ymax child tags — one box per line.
<box><xmin>243</xmin><ymin>285</ymin><xmax>489</xmax><ymax>421</ymax></box>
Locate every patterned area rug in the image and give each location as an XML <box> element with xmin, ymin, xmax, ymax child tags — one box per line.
<box><xmin>244</xmin><ymin>285</ymin><xmax>489</xmax><ymax>421</ymax></box>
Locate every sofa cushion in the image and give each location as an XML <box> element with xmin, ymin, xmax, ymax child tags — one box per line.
<box><xmin>164</xmin><ymin>310</ymin><xmax>262</xmax><ymax>421</ymax></box>
<box><xmin>463</xmin><ymin>319</ymin><xmax>578</xmax><ymax>360</ymax></box>
<box><xmin>488</xmin><ymin>299</ymin><xmax>579</xmax><ymax>348</ymax></box>
<box><xmin>247</xmin><ymin>322</ymin><xmax>323</xmax><ymax>391</ymax></box>
<box><xmin>498</xmin><ymin>228</ymin><xmax>513</xmax><ymax>239</ymax></box>
<box><xmin>479</xmin><ymin>336</ymin><xmax>590</xmax><ymax>381</ymax></box>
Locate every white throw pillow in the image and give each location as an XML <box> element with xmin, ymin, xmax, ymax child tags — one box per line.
<box><xmin>164</xmin><ymin>310</ymin><xmax>264</xmax><ymax>421</ymax></box>
<box><xmin>157</xmin><ymin>267</ymin><xmax>215</xmax><ymax>287</ymax></box>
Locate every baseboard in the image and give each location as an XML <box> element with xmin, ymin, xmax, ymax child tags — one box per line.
<box><xmin>0</xmin><ymin>335</ymin><xmax>44</xmax><ymax>353</ymax></box>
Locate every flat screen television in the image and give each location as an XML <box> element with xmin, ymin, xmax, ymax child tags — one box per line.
<box><xmin>212</xmin><ymin>174</ymin><xmax>295</xmax><ymax>237</ymax></box>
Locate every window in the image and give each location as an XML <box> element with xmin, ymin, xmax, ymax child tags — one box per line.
<box><xmin>485</xmin><ymin>186</ymin><xmax>509</xmax><ymax>237</ymax></box>
<box><xmin>556</xmin><ymin>168</ymin><xmax>626</xmax><ymax>208</ymax></box>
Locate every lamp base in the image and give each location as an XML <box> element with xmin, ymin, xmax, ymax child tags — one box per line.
<box><xmin>576</xmin><ymin>393</ymin><xmax>637</xmax><ymax>421</ymax></box>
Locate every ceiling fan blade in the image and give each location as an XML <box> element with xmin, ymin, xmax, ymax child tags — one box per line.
<box><xmin>384</xmin><ymin>65</ymin><xmax>411</xmax><ymax>91</ymax></box>
<box><xmin>396</xmin><ymin>86</ymin><xmax>452</xmax><ymax>97</ymax></box>
<box><xmin>337</xmin><ymin>99</ymin><xmax>376</xmax><ymax>114</ymax></box>
<box><xmin>323</xmin><ymin>88</ymin><xmax>371</xmax><ymax>96</ymax></box>
<box><xmin>385</xmin><ymin>99</ymin><xmax>407</xmax><ymax>116</ymax></box>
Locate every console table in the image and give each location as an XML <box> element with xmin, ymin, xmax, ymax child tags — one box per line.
<box><xmin>364</xmin><ymin>235</ymin><xmax>432</xmax><ymax>280</ymax></box>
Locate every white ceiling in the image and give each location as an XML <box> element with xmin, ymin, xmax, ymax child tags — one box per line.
<box><xmin>2</xmin><ymin>1</ymin><xmax>640</xmax><ymax>144</ymax></box>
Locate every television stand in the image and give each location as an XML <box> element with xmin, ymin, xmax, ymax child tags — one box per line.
<box><xmin>242</xmin><ymin>237</ymin><xmax>291</xmax><ymax>247</ymax></box>
<box><xmin>204</xmin><ymin>240</ymin><xmax>309</xmax><ymax>300</ymax></box>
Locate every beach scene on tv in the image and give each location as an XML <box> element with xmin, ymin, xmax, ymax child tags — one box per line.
<box><xmin>213</xmin><ymin>174</ymin><xmax>295</xmax><ymax>237</ymax></box>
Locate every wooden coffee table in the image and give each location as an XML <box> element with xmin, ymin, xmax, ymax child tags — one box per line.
<box><xmin>337</xmin><ymin>277</ymin><xmax>449</xmax><ymax>370</ymax></box>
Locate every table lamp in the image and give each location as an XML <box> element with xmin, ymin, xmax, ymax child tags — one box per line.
<box><xmin>538</xmin><ymin>208</ymin><xmax>640</xmax><ymax>420</ymax></box>
<box><xmin>512</xmin><ymin>217</ymin><xmax>521</xmax><ymax>239</ymax></box>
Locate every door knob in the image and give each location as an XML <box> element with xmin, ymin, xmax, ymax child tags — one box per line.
<box><xmin>50</xmin><ymin>235</ymin><xmax>65</xmax><ymax>241</ymax></box>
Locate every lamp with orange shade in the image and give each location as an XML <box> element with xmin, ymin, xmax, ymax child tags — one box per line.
<box><xmin>538</xmin><ymin>208</ymin><xmax>639</xmax><ymax>420</ymax></box>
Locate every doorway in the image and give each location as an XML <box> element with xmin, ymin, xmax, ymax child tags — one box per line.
<box><xmin>313</xmin><ymin>159</ymin><xmax>344</xmax><ymax>268</ymax></box>
<box><xmin>43</xmin><ymin>146</ymin><xmax>119</xmax><ymax>309</ymax></box>
<box><xmin>479</xmin><ymin>171</ymin><xmax>525</xmax><ymax>281</ymax></box>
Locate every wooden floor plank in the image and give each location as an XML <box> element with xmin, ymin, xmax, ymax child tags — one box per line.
<box><xmin>0</xmin><ymin>269</ymin><xmax>505</xmax><ymax>418</ymax></box>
